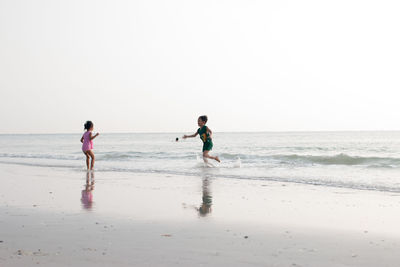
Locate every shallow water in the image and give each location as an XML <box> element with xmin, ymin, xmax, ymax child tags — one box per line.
<box><xmin>1</xmin><ymin>132</ymin><xmax>400</xmax><ymax>192</ymax></box>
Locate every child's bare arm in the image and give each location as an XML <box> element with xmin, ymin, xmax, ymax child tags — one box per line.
<box><xmin>90</xmin><ymin>133</ymin><xmax>100</xmax><ymax>140</ymax></box>
<box><xmin>206</xmin><ymin>127</ymin><xmax>213</xmax><ymax>139</ymax></box>
<box><xmin>183</xmin><ymin>132</ymin><xmax>198</xmax><ymax>139</ymax></box>
<box><xmin>80</xmin><ymin>135</ymin><xmax>84</xmax><ymax>143</ymax></box>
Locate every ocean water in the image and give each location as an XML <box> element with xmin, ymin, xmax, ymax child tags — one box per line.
<box><xmin>1</xmin><ymin>132</ymin><xmax>400</xmax><ymax>192</ymax></box>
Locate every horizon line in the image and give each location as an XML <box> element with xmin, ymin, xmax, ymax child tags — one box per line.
<box><xmin>1</xmin><ymin>130</ymin><xmax>400</xmax><ymax>135</ymax></box>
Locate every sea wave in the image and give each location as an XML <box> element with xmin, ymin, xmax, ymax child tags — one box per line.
<box><xmin>2</xmin><ymin>151</ymin><xmax>400</xmax><ymax>168</ymax></box>
<box><xmin>218</xmin><ymin>152</ymin><xmax>400</xmax><ymax>168</ymax></box>
<box><xmin>274</xmin><ymin>153</ymin><xmax>400</xmax><ymax>167</ymax></box>
<box><xmin>0</xmin><ymin>153</ymin><xmax>80</xmax><ymax>161</ymax></box>
<box><xmin>0</xmin><ymin>151</ymin><xmax>197</xmax><ymax>162</ymax></box>
<box><xmin>98</xmin><ymin>151</ymin><xmax>194</xmax><ymax>161</ymax></box>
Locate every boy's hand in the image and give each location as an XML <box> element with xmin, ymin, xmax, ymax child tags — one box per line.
<box><xmin>182</xmin><ymin>135</ymin><xmax>187</xmax><ymax>139</ymax></box>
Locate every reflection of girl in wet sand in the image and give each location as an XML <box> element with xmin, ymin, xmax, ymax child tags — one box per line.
<box><xmin>81</xmin><ymin>171</ymin><xmax>95</xmax><ymax>209</ymax></box>
<box><xmin>198</xmin><ymin>178</ymin><xmax>212</xmax><ymax>216</ymax></box>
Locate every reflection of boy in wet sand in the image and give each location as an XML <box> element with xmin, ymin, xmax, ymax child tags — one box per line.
<box><xmin>198</xmin><ymin>178</ymin><xmax>212</xmax><ymax>216</ymax></box>
<box><xmin>81</xmin><ymin>171</ymin><xmax>95</xmax><ymax>209</ymax></box>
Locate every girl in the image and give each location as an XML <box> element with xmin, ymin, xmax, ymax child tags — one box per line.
<box><xmin>183</xmin><ymin>115</ymin><xmax>220</xmax><ymax>163</ymax></box>
<box><xmin>80</xmin><ymin>121</ymin><xmax>100</xmax><ymax>170</ymax></box>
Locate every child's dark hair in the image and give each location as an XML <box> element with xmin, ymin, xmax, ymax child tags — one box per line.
<box><xmin>84</xmin><ymin>121</ymin><xmax>93</xmax><ymax>130</ymax></box>
<box><xmin>199</xmin><ymin>115</ymin><xmax>208</xmax><ymax>123</ymax></box>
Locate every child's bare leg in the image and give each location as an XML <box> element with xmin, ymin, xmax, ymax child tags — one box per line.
<box><xmin>203</xmin><ymin>151</ymin><xmax>220</xmax><ymax>163</ymax></box>
<box><xmin>84</xmin><ymin>151</ymin><xmax>90</xmax><ymax>170</ymax></box>
<box><xmin>87</xmin><ymin>150</ymin><xmax>95</xmax><ymax>170</ymax></box>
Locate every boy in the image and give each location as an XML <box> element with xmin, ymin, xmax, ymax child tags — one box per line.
<box><xmin>183</xmin><ymin>115</ymin><xmax>220</xmax><ymax>163</ymax></box>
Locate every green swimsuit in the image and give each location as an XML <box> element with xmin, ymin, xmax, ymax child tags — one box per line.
<box><xmin>197</xmin><ymin>126</ymin><xmax>213</xmax><ymax>152</ymax></box>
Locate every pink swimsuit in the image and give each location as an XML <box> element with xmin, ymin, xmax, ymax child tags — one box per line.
<box><xmin>82</xmin><ymin>131</ymin><xmax>93</xmax><ymax>152</ymax></box>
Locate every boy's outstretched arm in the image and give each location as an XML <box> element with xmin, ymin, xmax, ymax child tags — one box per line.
<box><xmin>183</xmin><ymin>132</ymin><xmax>198</xmax><ymax>139</ymax></box>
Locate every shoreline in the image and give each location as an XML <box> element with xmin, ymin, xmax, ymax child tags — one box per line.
<box><xmin>1</xmin><ymin>163</ymin><xmax>400</xmax><ymax>266</ymax></box>
<box><xmin>1</xmin><ymin>160</ymin><xmax>399</xmax><ymax>195</ymax></box>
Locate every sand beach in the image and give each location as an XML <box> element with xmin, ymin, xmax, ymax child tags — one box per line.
<box><xmin>1</xmin><ymin>163</ymin><xmax>400</xmax><ymax>266</ymax></box>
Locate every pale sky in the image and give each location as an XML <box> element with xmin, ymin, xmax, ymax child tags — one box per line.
<box><xmin>1</xmin><ymin>0</ymin><xmax>399</xmax><ymax>133</ymax></box>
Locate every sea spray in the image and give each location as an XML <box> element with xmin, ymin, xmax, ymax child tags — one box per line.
<box><xmin>233</xmin><ymin>157</ymin><xmax>242</xmax><ymax>168</ymax></box>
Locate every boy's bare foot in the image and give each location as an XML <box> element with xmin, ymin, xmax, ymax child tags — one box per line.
<box><xmin>215</xmin><ymin>156</ymin><xmax>220</xmax><ymax>163</ymax></box>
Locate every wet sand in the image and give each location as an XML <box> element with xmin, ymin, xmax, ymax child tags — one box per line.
<box><xmin>1</xmin><ymin>163</ymin><xmax>400</xmax><ymax>266</ymax></box>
